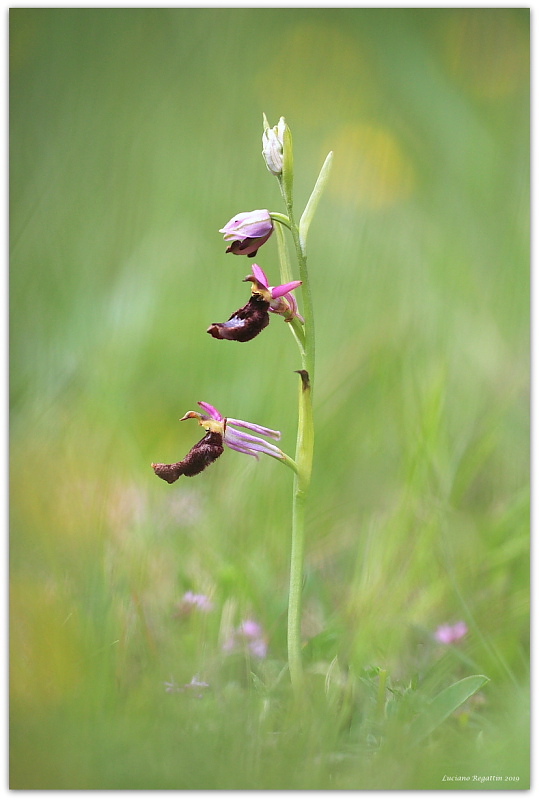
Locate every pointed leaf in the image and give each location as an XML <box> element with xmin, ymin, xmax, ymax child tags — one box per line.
<box><xmin>299</xmin><ymin>151</ymin><xmax>333</xmax><ymax>253</ymax></box>
<box><xmin>410</xmin><ymin>674</ymin><xmax>489</xmax><ymax>743</ymax></box>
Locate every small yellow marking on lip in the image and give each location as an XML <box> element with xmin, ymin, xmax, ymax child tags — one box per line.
<box><xmin>244</xmin><ymin>275</ymin><xmax>272</xmax><ymax>303</ymax></box>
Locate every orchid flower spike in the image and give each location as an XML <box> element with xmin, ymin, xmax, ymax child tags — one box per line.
<box><xmin>219</xmin><ymin>210</ymin><xmax>273</xmax><ymax>257</ymax></box>
<box><xmin>152</xmin><ymin>401</ymin><xmax>284</xmax><ymax>483</ymax></box>
<box><xmin>207</xmin><ymin>265</ymin><xmax>302</xmax><ymax>342</ymax></box>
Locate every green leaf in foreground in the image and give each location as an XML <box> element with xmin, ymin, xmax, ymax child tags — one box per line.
<box><xmin>410</xmin><ymin>674</ymin><xmax>490</xmax><ymax>743</ymax></box>
<box><xmin>299</xmin><ymin>151</ymin><xmax>333</xmax><ymax>254</ymax></box>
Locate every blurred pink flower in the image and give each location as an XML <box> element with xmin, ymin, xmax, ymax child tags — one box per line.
<box><xmin>238</xmin><ymin>619</ymin><xmax>262</xmax><ymax>638</ymax></box>
<box><xmin>219</xmin><ymin>210</ymin><xmax>273</xmax><ymax>257</ymax></box>
<box><xmin>223</xmin><ymin>618</ymin><xmax>268</xmax><ymax>659</ymax></box>
<box><xmin>434</xmin><ymin>621</ymin><xmax>468</xmax><ymax>644</ymax></box>
<box><xmin>175</xmin><ymin>591</ymin><xmax>214</xmax><ymax>616</ymax></box>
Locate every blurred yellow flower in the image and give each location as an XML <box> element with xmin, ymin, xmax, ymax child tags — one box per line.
<box><xmin>328</xmin><ymin>123</ymin><xmax>415</xmax><ymax>209</ymax></box>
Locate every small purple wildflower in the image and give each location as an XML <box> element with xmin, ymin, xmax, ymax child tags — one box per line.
<box><xmin>238</xmin><ymin>619</ymin><xmax>263</xmax><ymax>638</ymax></box>
<box><xmin>434</xmin><ymin>621</ymin><xmax>468</xmax><ymax>644</ymax></box>
<box><xmin>182</xmin><ymin>591</ymin><xmax>213</xmax><ymax>611</ymax></box>
<box><xmin>219</xmin><ymin>210</ymin><xmax>273</xmax><ymax>257</ymax></box>
<box><xmin>223</xmin><ymin>618</ymin><xmax>268</xmax><ymax>659</ymax></box>
<box><xmin>175</xmin><ymin>591</ymin><xmax>214</xmax><ymax>616</ymax></box>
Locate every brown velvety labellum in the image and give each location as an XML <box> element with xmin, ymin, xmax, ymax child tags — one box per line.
<box><xmin>207</xmin><ymin>295</ymin><xmax>270</xmax><ymax>342</ymax></box>
<box><xmin>152</xmin><ymin>430</ymin><xmax>224</xmax><ymax>483</ymax></box>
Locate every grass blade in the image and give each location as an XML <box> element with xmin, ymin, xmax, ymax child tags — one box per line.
<box><xmin>410</xmin><ymin>674</ymin><xmax>490</xmax><ymax>743</ymax></box>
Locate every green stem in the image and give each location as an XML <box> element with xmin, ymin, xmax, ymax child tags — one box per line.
<box><xmin>278</xmin><ymin>180</ymin><xmax>315</xmax><ymax>382</ymax></box>
<box><xmin>287</xmin><ymin>371</ymin><xmax>314</xmax><ymax>695</ymax></box>
<box><xmin>277</xmin><ymin>176</ymin><xmax>315</xmax><ymax>697</ymax></box>
<box><xmin>272</xmin><ymin>450</ymin><xmax>299</xmax><ymax>475</ymax></box>
<box><xmin>274</xmin><ymin>220</ymin><xmax>306</xmax><ymax>352</ymax></box>
<box><xmin>269</xmin><ymin>211</ymin><xmax>292</xmax><ymax>230</ymax></box>
<box><xmin>288</xmin><ymin>479</ymin><xmax>306</xmax><ymax>693</ymax></box>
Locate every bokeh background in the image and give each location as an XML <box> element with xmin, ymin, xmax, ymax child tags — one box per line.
<box><xmin>10</xmin><ymin>8</ymin><xmax>529</xmax><ymax>789</ymax></box>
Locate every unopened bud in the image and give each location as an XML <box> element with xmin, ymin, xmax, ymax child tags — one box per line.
<box><xmin>262</xmin><ymin>115</ymin><xmax>287</xmax><ymax>176</ymax></box>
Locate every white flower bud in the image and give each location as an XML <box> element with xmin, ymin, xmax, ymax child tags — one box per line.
<box><xmin>262</xmin><ymin>116</ymin><xmax>287</xmax><ymax>176</ymax></box>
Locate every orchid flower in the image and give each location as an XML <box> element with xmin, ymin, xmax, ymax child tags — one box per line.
<box><xmin>152</xmin><ymin>401</ymin><xmax>285</xmax><ymax>483</ymax></box>
<box><xmin>207</xmin><ymin>266</ymin><xmax>302</xmax><ymax>342</ymax></box>
<box><xmin>251</xmin><ymin>263</ymin><xmax>303</xmax><ymax>323</ymax></box>
<box><xmin>219</xmin><ymin>209</ymin><xmax>274</xmax><ymax>257</ymax></box>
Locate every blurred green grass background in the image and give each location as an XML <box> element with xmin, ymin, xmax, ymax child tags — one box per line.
<box><xmin>10</xmin><ymin>8</ymin><xmax>529</xmax><ymax>789</ymax></box>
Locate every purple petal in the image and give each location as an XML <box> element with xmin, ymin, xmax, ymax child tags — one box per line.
<box><xmin>225</xmin><ymin>232</ymin><xmax>272</xmax><ymax>256</ymax></box>
<box><xmin>269</xmin><ymin>292</ymin><xmax>304</xmax><ymax>323</ymax></box>
<box><xmin>225</xmin><ymin>430</ymin><xmax>283</xmax><ymax>459</ymax></box>
<box><xmin>226</xmin><ymin>418</ymin><xmax>281</xmax><ymax>440</ymax></box>
<box><xmin>198</xmin><ymin>401</ymin><xmax>223</xmax><ymax>421</ymax></box>
<box><xmin>251</xmin><ymin>263</ymin><xmax>269</xmax><ymax>288</ymax></box>
<box><xmin>286</xmin><ymin>293</ymin><xmax>304</xmax><ymax>322</ymax></box>
<box><xmin>225</xmin><ymin>432</ymin><xmax>271</xmax><ymax>455</ymax></box>
<box><xmin>219</xmin><ymin>210</ymin><xmax>272</xmax><ymax>242</ymax></box>
<box><xmin>271</xmin><ymin>280</ymin><xmax>302</xmax><ymax>299</ymax></box>
<box><xmin>227</xmin><ymin>429</ymin><xmax>283</xmax><ymax>452</ymax></box>
<box><xmin>283</xmin><ymin>292</ymin><xmax>297</xmax><ymax>315</ymax></box>
<box><xmin>219</xmin><ymin>211</ymin><xmax>253</xmax><ymax>236</ymax></box>
<box><xmin>225</xmin><ymin>438</ymin><xmax>260</xmax><ymax>459</ymax></box>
